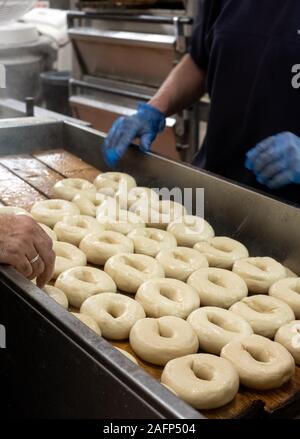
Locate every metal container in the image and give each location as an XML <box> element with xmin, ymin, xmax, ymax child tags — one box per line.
<box><xmin>1</xmin><ymin>118</ymin><xmax>300</xmax><ymax>419</ymax></box>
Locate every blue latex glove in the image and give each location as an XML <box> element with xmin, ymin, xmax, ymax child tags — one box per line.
<box><xmin>102</xmin><ymin>103</ymin><xmax>166</xmax><ymax>166</ymax></box>
<box><xmin>245</xmin><ymin>132</ymin><xmax>300</xmax><ymax>189</ymax></box>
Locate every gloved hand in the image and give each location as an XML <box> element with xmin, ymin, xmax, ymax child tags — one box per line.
<box><xmin>245</xmin><ymin>132</ymin><xmax>300</xmax><ymax>189</ymax></box>
<box><xmin>102</xmin><ymin>103</ymin><xmax>166</xmax><ymax>166</ymax></box>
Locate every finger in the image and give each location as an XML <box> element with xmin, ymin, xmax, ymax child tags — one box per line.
<box><xmin>140</xmin><ymin>132</ymin><xmax>155</xmax><ymax>152</ymax></box>
<box><xmin>265</xmin><ymin>170</ymin><xmax>293</xmax><ymax>189</ymax></box>
<box><xmin>250</xmin><ymin>142</ymin><xmax>283</xmax><ymax>175</ymax></box>
<box><xmin>36</xmin><ymin>249</ymin><xmax>55</xmax><ymax>288</ymax></box>
<box><xmin>25</xmin><ymin>243</ymin><xmax>44</xmax><ymax>279</ymax></box>
<box><xmin>256</xmin><ymin>160</ymin><xmax>285</xmax><ymax>184</ymax></box>
<box><xmin>34</xmin><ymin>237</ymin><xmax>55</xmax><ymax>287</ymax></box>
<box><xmin>15</xmin><ymin>256</ymin><xmax>34</xmax><ymax>279</ymax></box>
<box><xmin>245</xmin><ymin>137</ymin><xmax>275</xmax><ymax>168</ymax></box>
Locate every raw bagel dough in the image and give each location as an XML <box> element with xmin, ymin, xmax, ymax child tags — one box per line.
<box><xmin>104</xmin><ymin>253</ymin><xmax>165</xmax><ymax>294</ymax></box>
<box><xmin>94</xmin><ymin>172</ymin><xmax>136</xmax><ymax>196</ymax></box>
<box><xmin>221</xmin><ymin>334</ymin><xmax>295</xmax><ymax>390</ymax></box>
<box><xmin>127</xmin><ymin>187</ymin><xmax>159</xmax><ymax>209</ymax></box>
<box><xmin>135</xmin><ymin>278</ymin><xmax>200</xmax><ymax>319</ymax></box>
<box><xmin>96</xmin><ymin>198</ymin><xmax>145</xmax><ymax>234</ymax></box>
<box><xmin>156</xmin><ymin>247</ymin><xmax>208</xmax><ymax>281</ymax></box>
<box><xmin>269</xmin><ymin>278</ymin><xmax>300</xmax><ymax>319</ymax></box>
<box><xmin>187</xmin><ymin>307</ymin><xmax>253</xmax><ymax>355</ymax></box>
<box><xmin>275</xmin><ymin>321</ymin><xmax>300</xmax><ymax>365</ymax></box>
<box><xmin>72</xmin><ymin>192</ymin><xmax>110</xmax><ymax>217</ymax></box>
<box><xmin>54</xmin><ymin>215</ymin><xmax>105</xmax><ymax>246</ymax></box>
<box><xmin>127</xmin><ymin>227</ymin><xmax>177</xmax><ymax>257</ymax></box>
<box><xmin>161</xmin><ymin>353</ymin><xmax>239</xmax><ymax>409</ymax></box>
<box><xmin>53</xmin><ymin>178</ymin><xmax>96</xmax><ymax>201</ymax></box>
<box><xmin>232</xmin><ymin>257</ymin><xmax>287</xmax><ymax>294</ymax></box>
<box><xmin>81</xmin><ymin>292</ymin><xmax>145</xmax><ymax>340</ymax></box>
<box><xmin>129</xmin><ymin>316</ymin><xmax>199</xmax><ymax>366</ymax></box>
<box><xmin>80</xmin><ymin>231</ymin><xmax>134</xmax><ymax>265</ymax></box>
<box><xmin>31</xmin><ymin>199</ymin><xmax>79</xmax><ymax>227</ymax></box>
<box><xmin>230</xmin><ymin>295</ymin><xmax>295</xmax><ymax>339</ymax></box>
<box><xmin>187</xmin><ymin>267</ymin><xmax>248</xmax><ymax>309</ymax></box>
<box><xmin>0</xmin><ymin>206</ymin><xmax>32</xmax><ymax>216</ymax></box>
<box><xmin>71</xmin><ymin>312</ymin><xmax>101</xmax><ymax>335</ymax></box>
<box><xmin>194</xmin><ymin>237</ymin><xmax>249</xmax><ymax>269</ymax></box>
<box><xmin>55</xmin><ymin>266</ymin><xmax>117</xmax><ymax>308</ymax></box>
<box><xmin>52</xmin><ymin>241</ymin><xmax>87</xmax><ymax>279</ymax></box>
<box><xmin>43</xmin><ymin>285</ymin><xmax>68</xmax><ymax>309</ymax></box>
<box><xmin>133</xmin><ymin>200</ymin><xmax>187</xmax><ymax>229</ymax></box>
<box><xmin>115</xmin><ymin>347</ymin><xmax>138</xmax><ymax>365</ymax></box>
<box><xmin>167</xmin><ymin>215</ymin><xmax>215</xmax><ymax>247</ymax></box>
<box><xmin>39</xmin><ymin>223</ymin><xmax>57</xmax><ymax>241</ymax></box>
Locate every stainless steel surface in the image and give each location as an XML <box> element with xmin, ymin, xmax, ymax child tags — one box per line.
<box><xmin>1</xmin><ymin>117</ymin><xmax>300</xmax><ymax>418</ymax></box>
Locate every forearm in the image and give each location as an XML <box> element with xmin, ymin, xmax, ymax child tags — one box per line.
<box><xmin>149</xmin><ymin>54</ymin><xmax>206</xmax><ymax>117</ymax></box>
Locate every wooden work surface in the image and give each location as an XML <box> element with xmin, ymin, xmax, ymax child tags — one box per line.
<box><xmin>1</xmin><ymin>149</ymin><xmax>300</xmax><ymax>419</ymax></box>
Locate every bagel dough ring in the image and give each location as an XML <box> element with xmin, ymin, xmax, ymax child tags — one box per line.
<box><xmin>161</xmin><ymin>354</ymin><xmax>239</xmax><ymax>409</ymax></box>
<box><xmin>38</xmin><ymin>223</ymin><xmax>57</xmax><ymax>241</ymax></box>
<box><xmin>230</xmin><ymin>295</ymin><xmax>295</xmax><ymax>338</ymax></box>
<box><xmin>269</xmin><ymin>278</ymin><xmax>300</xmax><ymax>319</ymax></box>
<box><xmin>187</xmin><ymin>268</ymin><xmax>248</xmax><ymax>309</ymax></box>
<box><xmin>187</xmin><ymin>307</ymin><xmax>253</xmax><ymax>355</ymax></box>
<box><xmin>71</xmin><ymin>312</ymin><xmax>101</xmax><ymax>335</ymax></box>
<box><xmin>221</xmin><ymin>334</ymin><xmax>295</xmax><ymax>390</ymax></box>
<box><xmin>72</xmin><ymin>192</ymin><xmax>111</xmax><ymax>217</ymax></box>
<box><xmin>133</xmin><ymin>200</ymin><xmax>187</xmax><ymax>229</ymax></box>
<box><xmin>232</xmin><ymin>257</ymin><xmax>287</xmax><ymax>294</ymax></box>
<box><xmin>127</xmin><ymin>228</ymin><xmax>177</xmax><ymax>257</ymax></box>
<box><xmin>96</xmin><ymin>199</ymin><xmax>145</xmax><ymax>235</ymax></box>
<box><xmin>104</xmin><ymin>253</ymin><xmax>165</xmax><ymax>294</ymax></box>
<box><xmin>127</xmin><ymin>187</ymin><xmax>159</xmax><ymax>209</ymax></box>
<box><xmin>167</xmin><ymin>215</ymin><xmax>215</xmax><ymax>247</ymax></box>
<box><xmin>31</xmin><ymin>199</ymin><xmax>80</xmax><ymax>227</ymax></box>
<box><xmin>0</xmin><ymin>206</ymin><xmax>32</xmax><ymax>216</ymax></box>
<box><xmin>94</xmin><ymin>172</ymin><xmax>136</xmax><ymax>196</ymax></box>
<box><xmin>275</xmin><ymin>321</ymin><xmax>300</xmax><ymax>365</ymax></box>
<box><xmin>53</xmin><ymin>178</ymin><xmax>96</xmax><ymax>201</ymax></box>
<box><xmin>129</xmin><ymin>316</ymin><xmax>199</xmax><ymax>366</ymax></box>
<box><xmin>136</xmin><ymin>278</ymin><xmax>200</xmax><ymax>319</ymax></box>
<box><xmin>115</xmin><ymin>347</ymin><xmax>138</xmax><ymax>365</ymax></box>
<box><xmin>43</xmin><ymin>285</ymin><xmax>68</xmax><ymax>309</ymax></box>
<box><xmin>156</xmin><ymin>247</ymin><xmax>208</xmax><ymax>281</ymax></box>
<box><xmin>194</xmin><ymin>237</ymin><xmax>249</xmax><ymax>269</ymax></box>
<box><xmin>52</xmin><ymin>241</ymin><xmax>87</xmax><ymax>279</ymax></box>
<box><xmin>55</xmin><ymin>266</ymin><xmax>117</xmax><ymax>308</ymax></box>
<box><xmin>81</xmin><ymin>292</ymin><xmax>145</xmax><ymax>340</ymax></box>
<box><xmin>80</xmin><ymin>230</ymin><xmax>134</xmax><ymax>266</ymax></box>
<box><xmin>54</xmin><ymin>215</ymin><xmax>105</xmax><ymax>246</ymax></box>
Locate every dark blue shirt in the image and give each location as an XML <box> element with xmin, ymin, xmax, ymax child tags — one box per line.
<box><xmin>190</xmin><ymin>0</ymin><xmax>300</xmax><ymax>203</ymax></box>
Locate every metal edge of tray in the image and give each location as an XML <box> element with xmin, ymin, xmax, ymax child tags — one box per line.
<box><xmin>0</xmin><ymin>265</ymin><xmax>202</xmax><ymax>419</ymax></box>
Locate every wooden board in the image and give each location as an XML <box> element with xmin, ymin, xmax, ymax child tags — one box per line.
<box><xmin>33</xmin><ymin>149</ymin><xmax>101</xmax><ymax>182</ymax></box>
<box><xmin>1</xmin><ymin>148</ymin><xmax>300</xmax><ymax>419</ymax></box>
<box><xmin>0</xmin><ymin>155</ymin><xmax>63</xmax><ymax>198</ymax></box>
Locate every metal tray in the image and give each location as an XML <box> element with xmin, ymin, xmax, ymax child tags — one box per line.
<box><xmin>1</xmin><ymin>118</ymin><xmax>300</xmax><ymax>419</ymax></box>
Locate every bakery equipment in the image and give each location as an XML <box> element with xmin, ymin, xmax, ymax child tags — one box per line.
<box><xmin>1</xmin><ymin>117</ymin><xmax>300</xmax><ymax>419</ymax></box>
<box><xmin>68</xmin><ymin>1</ymin><xmax>201</xmax><ymax>162</ymax></box>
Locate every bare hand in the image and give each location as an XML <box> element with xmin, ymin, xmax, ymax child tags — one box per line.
<box><xmin>0</xmin><ymin>214</ymin><xmax>55</xmax><ymax>288</ymax></box>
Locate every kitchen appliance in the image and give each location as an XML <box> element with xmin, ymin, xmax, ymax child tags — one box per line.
<box><xmin>68</xmin><ymin>1</ymin><xmax>201</xmax><ymax>162</ymax></box>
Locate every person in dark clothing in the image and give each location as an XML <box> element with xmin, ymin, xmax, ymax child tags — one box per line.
<box><xmin>102</xmin><ymin>1</ymin><xmax>300</xmax><ymax>204</ymax></box>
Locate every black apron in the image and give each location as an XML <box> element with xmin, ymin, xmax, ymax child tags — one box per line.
<box><xmin>190</xmin><ymin>0</ymin><xmax>300</xmax><ymax>204</ymax></box>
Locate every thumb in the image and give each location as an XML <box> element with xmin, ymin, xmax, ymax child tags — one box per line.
<box><xmin>140</xmin><ymin>132</ymin><xmax>155</xmax><ymax>153</ymax></box>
